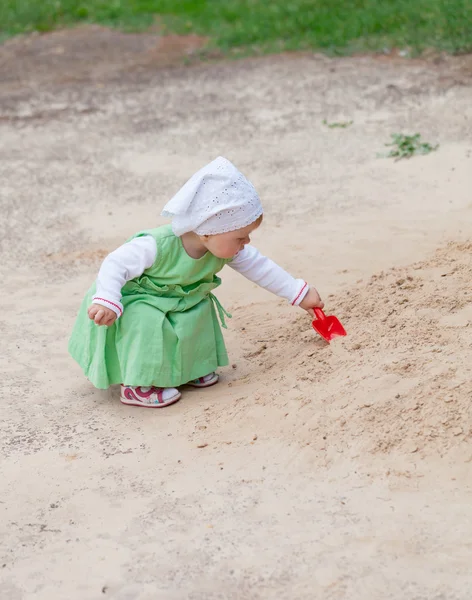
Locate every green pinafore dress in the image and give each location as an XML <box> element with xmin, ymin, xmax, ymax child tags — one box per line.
<box><xmin>68</xmin><ymin>225</ymin><xmax>231</xmax><ymax>389</ymax></box>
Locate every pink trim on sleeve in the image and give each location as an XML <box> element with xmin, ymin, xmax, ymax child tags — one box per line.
<box><xmin>93</xmin><ymin>297</ymin><xmax>123</xmax><ymax>316</ymax></box>
<box><xmin>291</xmin><ymin>282</ymin><xmax>308</xmax><ymax>306</ymax></box>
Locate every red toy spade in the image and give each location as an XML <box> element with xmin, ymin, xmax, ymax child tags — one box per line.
<box><xmin>312</xmin><ymin>308</ymin><xmax>347</xmax><ymax>343</ymax></box>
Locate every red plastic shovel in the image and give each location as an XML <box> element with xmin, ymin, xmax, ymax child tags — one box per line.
<box><xmin>312</xmin><ymin>308</ymin><xmax>347</xmax><ymax>343</ymax></box>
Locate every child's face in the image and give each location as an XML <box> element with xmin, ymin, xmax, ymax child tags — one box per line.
<box><xmin>202</xmin><ymin>220</ymin><xmax>261</xmax><ymax>259</ymax></box>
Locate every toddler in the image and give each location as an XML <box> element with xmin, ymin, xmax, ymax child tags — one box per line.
<box><xmin>69</xmin><ymin>157</ymin><xmax>323</xmax><ymax>407</ymax></box>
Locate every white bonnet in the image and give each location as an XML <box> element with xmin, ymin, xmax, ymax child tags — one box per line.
<box><xmin>161</xmin><ymin>156</ymin><xmax>263</xmax><ymax>236</ymax></box>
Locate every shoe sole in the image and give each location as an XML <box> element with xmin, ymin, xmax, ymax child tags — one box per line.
<box><xmin>120</xmin><ymin>392</ymin><xmax>182</xmax><ymax>408</ymax></box>
<box><xmin>187</xmin><ymin>374</ymin><xmax>219</xmax><ymax>388</ymax></box>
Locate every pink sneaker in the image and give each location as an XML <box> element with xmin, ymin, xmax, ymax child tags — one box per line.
<box><xmin>120</xmin><ymin>385</ymin><xmax>181</xmax><ymax>408</ymax></box>
<box><xmin>187</xmin><ymin>372</ymin><xmax>219</xmax><ymax>388</ymax></box>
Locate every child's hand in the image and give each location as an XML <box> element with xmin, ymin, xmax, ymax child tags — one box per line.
<box><xmin>299</xmin><ymin>287</ymin><xmax>324</xmax><ymax>316</ymax></box>
<box><xmin>88</xmin><ymin>304</ymin><xmax>117</xmax><ymax>326</ymax></box>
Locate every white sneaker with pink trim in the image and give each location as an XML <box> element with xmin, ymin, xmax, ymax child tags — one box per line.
<box><xmin>120</xmin><ymin>385</ymin><xmax>181</xmax><ymax>408</ymax></box>
<box><xmin>187</xmin><ymin>372</ymin><xmax>219</xmax><ymax>388</ymax></box>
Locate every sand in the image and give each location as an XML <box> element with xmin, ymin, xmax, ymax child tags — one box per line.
<box><xmin>1</xmin><ymin>29</ymin><xmax>472</xmax><ymax>600</ymax></box>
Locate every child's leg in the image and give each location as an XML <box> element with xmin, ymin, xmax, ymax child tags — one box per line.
<box><xmin>120</xmin><ymin>385</ymin><xmax>181</xmax><ymax>408</ymax></box>
<box><xmin>187</xmin><ymin>373</ymin><xmax>219</xmax><ymax>388</ymax></box>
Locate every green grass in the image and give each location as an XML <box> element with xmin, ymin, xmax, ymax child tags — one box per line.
<box><xmin>323</xmin><ymin>119</ymin><xmax>353</xmax><ymax>129</ymax></box>
<box><xmin>382</xmin><ymin>133</ymin><xmax>439</xmax><ymax>159</ymax></box>
<box><xmin>1</xmin><ymin>0</ymin><xmax>471</xmax><ymax>55</ymax></box>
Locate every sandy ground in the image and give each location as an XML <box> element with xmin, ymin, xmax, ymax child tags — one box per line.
<box><xmin>1</xmin><ymin>28</ymin><xmax>472</xmax><ymax>600</ymax></box>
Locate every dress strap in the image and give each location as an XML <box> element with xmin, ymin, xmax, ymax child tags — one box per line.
<box><xmin>209</xmin><ymin>294</ymin><xmax>232</xmax><ymax>329</ymax></box>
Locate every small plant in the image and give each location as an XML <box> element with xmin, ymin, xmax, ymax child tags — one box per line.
<box><xmin>384</xmin><ymin>133</ymin><xmax>439</xmax><ymax>160</ymax></box>
<box><xmin>322</xmin><ymin>119</ymin><xmax>353</xmax><ymax>129</ymax></box>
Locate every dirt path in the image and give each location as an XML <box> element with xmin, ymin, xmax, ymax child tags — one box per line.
<box><xmin>1</xmin><ymin>29</ymin><xmax>472</xmax><ymax>600</ymax></box>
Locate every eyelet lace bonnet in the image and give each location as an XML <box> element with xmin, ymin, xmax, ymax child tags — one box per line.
<box><xmin>161</xmin><ymin>156</ymin><xmax>263</xmax><ymax>236</ymax></box>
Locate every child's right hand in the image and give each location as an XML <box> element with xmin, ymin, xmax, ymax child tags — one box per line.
<box><xmin>299</xmin><ymin>286</ymin><xmax>324</xmax><ymax>316</ymax></box>
<box><xmin>88</xmin><ymin>304</ymin><xmax>117</xmax><ymax>326</ymax></box>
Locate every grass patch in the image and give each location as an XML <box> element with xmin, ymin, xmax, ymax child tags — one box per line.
<box><xmin>382</xmin><ymin>133</ymin><xmax>439</xmax><ymax>159</ymax></box>
<box><xmin>1</xmin><ymin>1</ymin><xmax>471</xmax><ymax>55</ymax></box>
<box><xmin>323</xmin><ymin>119</ymin><xmax>353</xmax><ymax>129</ymax></box>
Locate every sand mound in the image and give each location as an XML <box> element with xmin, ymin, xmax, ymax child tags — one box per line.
<box><xmin>203</xmin><ymin>242</ymin><xmax>472</xmax><ymax>458</ymax></box>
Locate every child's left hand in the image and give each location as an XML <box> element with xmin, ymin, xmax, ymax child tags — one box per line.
<box><xmin>299</xmin><ymin>286</ymin><xmax>324</xmax><ymax>316</ymax></box>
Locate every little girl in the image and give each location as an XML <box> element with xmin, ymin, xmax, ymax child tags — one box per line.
<box><xmin>69</xmin><ymin>157</ymin><xmax>324</xmax><ymax>408</ymax></box>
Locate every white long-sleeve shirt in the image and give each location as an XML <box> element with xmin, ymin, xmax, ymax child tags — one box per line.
<box><xmin>92</xmin><ymin>235</ymin><xmax>309</xmax><ymax>317</ymax></box>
